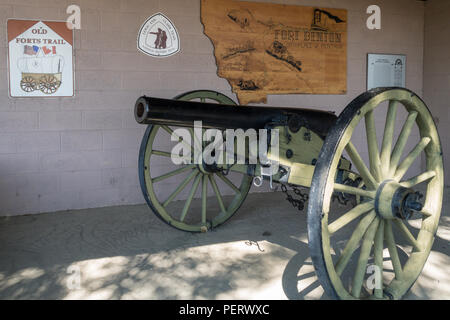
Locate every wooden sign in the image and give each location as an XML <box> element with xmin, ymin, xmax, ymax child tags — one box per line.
<box><xmin>7</xmin><ymin>19</ymin><xmax>74</xmax><ymax>97</ymax></box>
<box><xmin>201</xmin><ymin>0</ymin><xmax>347</xmax><ymax>104</ymax></box>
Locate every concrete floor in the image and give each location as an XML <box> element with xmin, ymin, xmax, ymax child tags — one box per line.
<box><xmin>0</xmin><ymin>189</ymin><xmax>449</xmax><ymax>300</ymax></box>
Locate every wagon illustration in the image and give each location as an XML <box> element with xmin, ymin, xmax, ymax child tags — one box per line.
<box><xmin>17</xmin><ymin>55</ymin><xmax>64</xmax><ymax>94</ymax></box>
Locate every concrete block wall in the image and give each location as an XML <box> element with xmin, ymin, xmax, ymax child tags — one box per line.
<box><xmin>423</xmin><ymin>0</ymin><xmax>450</xmax><ymax>183</ymax></box>
<box><xmin>0</xmin><ymin>0</ymin><xmax>427</xmax><ymax>216</ymax></box>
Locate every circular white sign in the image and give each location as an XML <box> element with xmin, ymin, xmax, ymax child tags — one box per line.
<box><xmin>137</xmin><ymin>13</ymin><xmax>180</xmax><ymax>58</ymax></box>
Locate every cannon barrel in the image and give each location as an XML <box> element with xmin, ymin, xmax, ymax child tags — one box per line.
<box><xmin>134</xmin><ymin>96</ymin><xmax>337</xmax><ymax>138</ymax></box>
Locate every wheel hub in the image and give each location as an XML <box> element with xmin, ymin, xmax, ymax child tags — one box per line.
<box><xmin>374</xmin><ymin>180</ymin><xmax>423</xmax><ymax>220</ymax></box>
<box><xmin>196</xmin><ymin>153</ymin><xmax>221</xmax><ymax>174</ymax></box>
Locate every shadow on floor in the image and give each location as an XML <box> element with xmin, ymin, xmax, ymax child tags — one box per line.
<box><xmin>0</xmin><ymin>190</ymin><xmax>448</xmax><ymax>299</ymax></box>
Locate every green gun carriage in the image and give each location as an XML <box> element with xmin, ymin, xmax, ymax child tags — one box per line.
<box><xmin>134</xmin><ymin>88</ymin><xmax>444</xmax><ymax>300</ymax></box>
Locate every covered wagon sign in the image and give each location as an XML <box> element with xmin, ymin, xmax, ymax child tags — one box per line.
<box><xmin>7</xmin><ymin>19</ymin><xmax>74</xmax><ymax>97</ymax></box>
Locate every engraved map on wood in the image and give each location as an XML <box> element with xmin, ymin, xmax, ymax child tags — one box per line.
<box><xmin>201</xmin><ymin>0</ymin><xmax>347</xmax><ymax>104</ymax></box>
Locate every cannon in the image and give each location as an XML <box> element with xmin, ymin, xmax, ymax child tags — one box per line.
<box><xmin>134</xmin><ymin>88</ymin><xmax>443</xmax><ymax>300</ymax></box>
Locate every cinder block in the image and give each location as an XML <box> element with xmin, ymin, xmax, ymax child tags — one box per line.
<box><xmin>103</xmin><ymin>128</ymin><xmax>143</xmax><ymax>150</ymax></box>
<box><xmin>0</xmin><ymin>112</ymin><xmax>38</xmax><ymax>132</ymax></box>
<box><xmin>122</xmin><ymin>110</ymin><xmax>142</xmax><ymax>129</ymax></box>
<box><xmin>0</xmin><ymin>91</ymin><xmax>14</xmax><ymax>111</ymax></box>
<box><xmin>12</xmin><ymin>5</ymin><xmax>65</xmax><ymax>20</ymax></box>
<box><xmin>40</xmin><ymin>150</ymin><xmax>122</xmax><ymax>172</ymax></box>
<box><xmin>121</xmin><ymin>0</ymin><xmax>158</xmax><ymax>13</ymax></box>
<box><xmin>15</xmin><ymin>172</ymin><xmax>59</xmax><ymax>197</ymax></box>
<box><xmin>137</xmin><ymin>54</ymin><xmax>180</xmax><ymax>72</ymax></box>
<box><xmin>75</xmin><ymin>50</ymin><xmax>102</xmax><ymax>70</ymax></box>
<box><xmin>101</xmin><ymin>167</ymin><xmax>139</xmax><ymax>188</ymax></box>
<box><xmin>122</xmin><ymin>71</ymin><xmax>161</xmax><ymax>90</ymax></box>
<box><xmin>60</xmin><ymin>170</ymin><xmax>102</xmax><ymax>192</ymax></box>
<box><xmin>80</xmin><ymin>30</ymin><xmax>122</xmax><ymax>51</ymax></box>
<box><xmin>170</xmin><ymin>15</ymin><xmax>203</xmax><ymax>35</ymax></box>
<box><xmin>82</xmin><ymin>110</ymin><xmax>123</xmax><ymax>129</ymax></box>
<box><xmin>180</xmin><ymin>34</ymin><xmax>214</xmax><ymax>55</ymax></box>
<box><xmin>0</xmin><ymin>5</ymin><xmax>13</xmax><ymax>21</ymax></box>
<box><xmin>39</xmin><ymin>190</ymin><xmax>82</xmax><ymax>213</ymax></box>
<box><xmin>77</xmin><ymin>0</ymin><xmax>121</xmax><ymax>11</ymax></box>
<box><xmin>0</xmin><ymin>192</ymin><xmax>40</xmax><ymax>216</ymax></box>
<box><xmin>102</xmin><ymin>52</ymin><xmax>142</xmax><ymax>71</ymax></box>
<box><xmin>159</xmin><ymin>0</ymin><xmax>200</xmax><ymax>17</ymax></box>
<box><xmin>21</xmin><ymin>0</ymin><xmax>69</xmax><ymax>8</ymax></box>
<box><xmin>160</xmin><ymin>72</ymin><xmax>199</xmax><ymax>91</ymax></box>
<box><xmin>121</xmin><ymin>148</ymin><xmax>139</xmax><ymax>168</ymax></box>
<box><xmin>101</xmin><ymin>12</ymin><xmax>140</xmax><ymax>33</ymax></box>
<box><xmin>61</xmin><ymin>130</ymin><xmax>102</xmax><ymax>151</ymax></box>
<box><xmin>0</xmin><ymin>153</ymin><xmax>40</xmax><ymax>174</ymax></box>
<box><xmin>347</xmin><ymin>59</ymin><xmax>366</xmax><ymax>76</ymax></box>
<box><xmin>39</xmin><ymin>111</ymin><xmax>82</xmax><ymax>130</ymax></box>
<box><xmin>16</xmin><ymin>131</ymin><xmax>60</xmax><ymax>153</ymax></box>
<box><xmin>14</xmin><ymin>98</ymin><xmax>61</xmax><ymax>111</ymax></box>
<box><xmin>175</xmin><ymin>54</ymin><xmax>216</xmax><ymax>72</ymax></box>
<box><xmin>118</xmin><ymin>185</ymin><xmax>145</xmax><ymax>204</ymax></box>
<box><xmin>0</xmin><ymin>134</ymin><xmax>16</xmax><ymax>154</ymax></box>
<box><xmin>61</xmin><ymin>90</ymin><xmax>138</xmax><ymax>110</ymax></box>
<box><xmin>81</xmin><ymin>9</ymin><xmax>101</xmax><ymax>32</ymax></box>
<box><xmin>0</xmin><ymin>174</ymin><xmax>17</xmax><ymax>196</ymax></box>
<box><xmin>76</xmin><ymin>70</ymin><xmax>122</xmax><ymax>90</ymax></box>
<box><xmin>121</xmin><ymin>31</ymin><xmax>141</xmax><ymax>52</ymax></box>
<box><xmin>194</xmin><ymin>72</ymin><xmax>233</xmax><ymax>92</ymax></box>
<box><xmin>79</xmin><ymin>187</ymin><xmax>121</xmax><ymax>208</ymax></box>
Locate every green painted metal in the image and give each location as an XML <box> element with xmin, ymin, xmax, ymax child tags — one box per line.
<box><xmin>136</xmin><ymin>87</ymin><xmax>443</xmax><ymax>300</ymax></box>
<box><xmin>309</xmin><ymin>88</ymin><xmax>444</xmax><ymax>300</ymax></box>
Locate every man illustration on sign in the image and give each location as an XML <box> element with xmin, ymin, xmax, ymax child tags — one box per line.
<box><xmin>150</xmin><ymin>28</ymin><xmax>168</xmax><ymax>49</ymax></box>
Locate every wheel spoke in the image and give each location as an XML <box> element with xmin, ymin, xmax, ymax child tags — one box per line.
<box><xmin>400</xmin><ymin>170</ymin><xmax>436</xmax><ymax>188</ymax></box>
<box><xmin>151</xmin><ymin>150</ymin><xmax>172</xmax><ymax>157</ymax></box>
<box><xmin>152</xmin><ymin>165</ymin><xmax>196</xmax><ymax>183</ymax></box>
<box><xmin>418</xmin><ymin>210</ymin><xmax>432</xmax><ymax>217</ymax></box>
<box><xmin>328</xmin><ymin>201</ymin><xmax>374</xmax><ymax>235</ymax></box>
<box><xmin>393</xmin><ymin>137</ymin><xmax>431</xmax><ymax>181</ymax></box>
<box><xmin>389</xmin><ymin>111</ymin><xmax>418</xmax><ymax>175</ymax></box>
<box><xmin>209</xmin><ymin>175</ymin><xmax>227</xmax><ymax>214</ymax></box>
<box><xmin>352</xmin><ymin>218</ymin><xmax>380</xmax><ymax>298</ymax></box>
<box><xmin>162</xmin><ymin>170</ymin><xmax>198</xmax><ymax>207</ymax></box>
<box><xmin>392</xmin><ymin>219</ymin><xmax>421</xmax><ymax>251</ymax></box>
<box><xmin>216</xmin><ymin>172</ymin><xmax>241</xmax><ymax>194</ymax></box>
<box><xmin>384</xmin><ymin>220</ymin><xmax>403</xmax><ymax>280</ymax></box>
<box><xmin>335</xmin><ymin>210</ymin><xmax>376</xmax><ymax>276</ymax></box>
<box><xmin>334</xmin><ymin>183</ymin><xmax>376</xmax><ymax>199</ymax></box>
<box><xmin>180</xmin><ymin>174</ymin><xmax>202</xmax><ymax>222</ymax></box>
<box><xmin>202</xmin><ymin>175</ymin><xmax>208</xmax><ymax>224</ymax></box>
<box><xmin>161</xmin><ymin>125</ymin><xmax>193</xmax><ymax>152</ymax></box>
<box><xmin>345</xmin><ymin>142</ymin><xmax>378</xmax><ymax>190</ymax></box>
<box><xmin>380</xmin><ymin>101</ymin><xmax>398</xmax><ymax>177</ymax></box>
<box><xmin>365</xmin><ymin>110</ymin><xmax>382</xmax><ymax>181</ymax></box>
<box><xmin>189</xmin><ymin>127</ymin><xmax>202</xmax><ymax>153</ymax></box>
<box><xmin>373</xmin><ymin>220</ymin><xmax>385</xmax><ymax>298</ymax></box>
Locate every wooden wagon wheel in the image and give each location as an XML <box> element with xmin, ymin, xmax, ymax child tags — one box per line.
<box><xmin>308</xmin><ymin>87</ymin><xmax>443</xmax><ymax>299</ymax></box>
<box><xmin>39</xmin><ymin>75</ymin><xmax>61</xmax><ymax>94</ymax></box>
<box><xmin>20</xmin><ymin>76</ymin><xmax>37</xmax><ymax>92</ymax></box>
<box><xmin>138</xmin><ymin>90</ymin><xmax>253</xmax><ymax>232</ymax></box>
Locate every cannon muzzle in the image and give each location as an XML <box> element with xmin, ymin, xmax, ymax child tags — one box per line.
<box><xmin>135</xmin><ymin>95</ymin><xmax>337</xmax><ymax>138</ymax></box>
